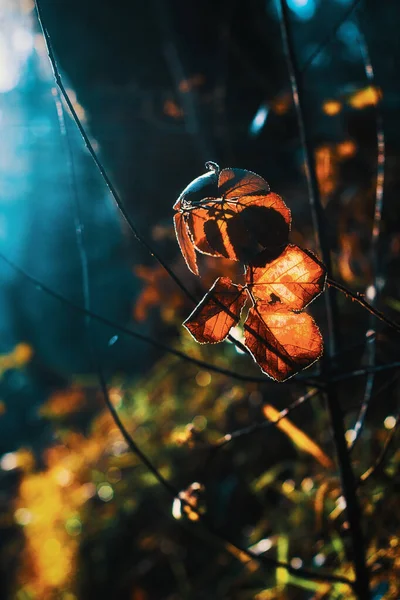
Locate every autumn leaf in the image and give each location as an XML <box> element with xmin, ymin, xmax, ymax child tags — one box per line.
<box><xmin>174</xmin><ymin>166</ymin><xmax>291</xmax><ymax>270</ymax></box>
<box><xmin>173</xmin><ymin>212</ymin><xmax>199</xmax><ymax>276</ymax></box>
<box><xmin>184</xmin><ymin>277</ymin><xmax>247</xmax><ymax>344</ymax></box>
<box><xmin>218</xmin><ymin>167</ymin><xmax>270</xmax><ymax>198</ymax></box>
<box><xmin>246</xmin><ymin>245</ymin><xmax>326</xmax><ymax>311</ymax></box>
<box><xmin>244</xmin><ymin>304</ymin><xmax>323</xmax><ymax>381</ymax></box>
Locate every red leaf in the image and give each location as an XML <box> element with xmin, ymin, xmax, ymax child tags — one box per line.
<box><xmin>173</xmin><ymin>213</ymin><xmax>199</xmax><ymax>276</ymax></box>
<box><xmin>247</xmin><ymin>245</ymin><xmax>326</xmax><ymax>310</ymax></box>
<box><xmin>184</xmin><ymin>277</ymin><xmax>247</xmax><ymax>344</ymax></box>
<box><xmin>244</xmin><ymin>305</ymin><xmax>323</xmax><ymax>381</ymax></box>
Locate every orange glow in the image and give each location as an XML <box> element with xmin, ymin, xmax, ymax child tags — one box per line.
<box><xmin>163</xmin><ymin>99</ymin><xmax>183</xmax><ymax>119</ymax></box>
<box><xmin>263</xmin><ymin>405</ymin><xmax>334</xmax><ymax>469</ymax></box>
<box><xmin>336</xmin><ymin>140</ymin><xmax>357</xmax><ymax>158</ymax></box>
<box><xmin>13</xmin><ymin>409</ymin><xmax>123</xmax><ymax>597</ymax></box>
<box><xmin>178</xmin><ymin>74</ymin><xmax>204</xmax><ymax>93</ymax></box>
<box><xmin>272</xmin><ymin>93</ymin><xmax>291</xmax><ymax>115</ymax></box>
<box><xmin>40</xmin><ymin>387</ymin><xmax>85</xmax><ymax>417</ymax></box>
<box><xmin>322</xmin><ymin>100</ymin><xmax>342</xmax><ymax>116</ymax></box>
<box><xmin>348</xmin><ymin>86</ymin><xmax>381</xmax><ymax>109</ymax></box>
<box><xmin>315</xmin><ymin>145</ymin><xmax>337</xmax><ymax>198</ymax></box>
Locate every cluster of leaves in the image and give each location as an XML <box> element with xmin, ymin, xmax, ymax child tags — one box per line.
<box><xmin>174</xmin><ymin>165</ymin><xmax>326</xmax><ymax>381</ymax></box>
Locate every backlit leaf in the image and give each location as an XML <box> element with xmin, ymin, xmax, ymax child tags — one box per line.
<box><xmin>247</xmin><ymin>245</ymin><xmax>326</xmax><ymax>310</ymax></box>
<box><xmin>244</xmin><ymin>305</ymin><xmax>323</xmax><ymax>381</ymax></box>
<box><xmin>173</xmin><ymin>212</ymin><xmax>199</xmax><ymax>275</ymax></box>
<box><xmin>187</xmin><ymin>193</ymin><xmax>291</xmax><ymax>263</ymax></box>
<box><xmin>218</xmin><ymin>167</ymin><xmax>270</xmax><ymax>198</ymax></box>
<box><xmin>174</xmin><ymin>167</ymin><xmax>291</xmax><ymax>269</ymax></box>
<box><xmin>184</xmin><ymin>277</ymin><xmax>247</xmax><ymax>344</ymax></box>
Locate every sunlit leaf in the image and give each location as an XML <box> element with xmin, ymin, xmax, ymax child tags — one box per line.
<box><xmin>173</xmin><ymin>212</ymin><xmax>199</xmax><ymax>275</ymax></box>
<box><xmin>247</xmin><ymin>245</ymin><xmax>326</xmax><ymax>310</ymax></box>
<box><xmin>263</xmin><ymin>404</ymin><xmax>334</xmax><ymax>469</ymax></box>
<box><xmin>184</xmin><ymin>277</ymin><xmax>247</xmax><ymax>344</ymax></box>
<box><xmin>187</xmin><ymin>194</ymin><xmax>290</xmax><ymax>263</ymax></box>
<box><xmin>174</xmin><ymin>166</ymin><xmax>291</xmax><ymax>268</ymax></box>
<box><xmin>244</xmin><ymin>305</ymin><xmax>323</xmax><ymax>381</ymax></box>
<box><xmin>218</xmin><ymin>167</ymin><xmax>270</xmax><ymax>198</ymax></box>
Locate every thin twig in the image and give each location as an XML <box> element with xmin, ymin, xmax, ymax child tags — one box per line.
<box><xmin>35</xmin><ymin>0</ymin><xmax>196</xmax><ymax>305</ymax></box>
<box><xmin>277</xmin><ymin>0</ymin><xmax>339</xmax><ymax>354</ymax></box>
<box><xmin>278</xmin><ymin>2</ymin><xmax>370</xmax><ymax>597</ymax></box>
<box><xmin>330</xmin><ymin>361</ymin><xmax>400</xmax><ymax>384</ymax></box>
<box><xmin>234</xmin><ymin>0</ymin><xmax>362</xmax><ymax>99</ymax></box>
<box><xmin>327</xmin><ymin>279</ymin><xmax>400</xmax><ymax>335</ymax></box>
<box><xmin>349</xmin><ymin>28</ymin><xmax>386</xmax><ymax>452</ymax></box>
<box><xmin>301</xmin><ymin>0</ymin><xmax>362</xmax><ymax>74</ymax></box>
<box><xmin>214</xmin><ymin>388</ymin><xmax>320</xmax><ymax>449</ymax></box>
<box><xmin>359</xmin><ymin>408</ymin><xmax>399</xmax><ymax>484</ymax></box>
<box><xmin>0</xmin><ymin>251</ymin><xmax>321</xmax><ymax>388</ymax></box>
<box><xmin>33</xmin><ymin>0</ymin><xmax>261</xmax><ymax>363</ymax></box>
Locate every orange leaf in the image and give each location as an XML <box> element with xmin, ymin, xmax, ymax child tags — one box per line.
<box><xmin>263</xmin><ymin>404</ymin><xmax>334</xmax><ymax>469</ymax></box>
<box><xmin>173</xmin><ymin>212</ymin><xmax>199</xmax><ymax>275</ymax></box>
<box><xmin>247</xmin><ymin>245</ymin><xmax>326</xmax><ymax>310</ymax></box>
<box><xmin>187</xmin><ymin>193</ymin><xmax>290</xmax><ymax>263</ymax></box>
<box><xmin>174</xmin><ymin>167</ymin><xmax>291</xmax><ymax>269</ymax></box>
<box><xmin>218</xmin><ymin>167</ymin><xmax>270</xmax><ymax>198</ymax></box>
<box><xmin>184</xmin><ymin>277</ymin><xmax>247</xmax><ymax>344</ymax></box>
<box><xmin>244</xmin><ymin>305</ymin><xmax>323</xmax><ymax>381</ymax></box>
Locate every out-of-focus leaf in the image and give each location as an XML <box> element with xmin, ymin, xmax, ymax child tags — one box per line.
<box><xmin>0</xmin><ymin>343</ymin><xmax>33</xmax><ymax>378</ymax></box>
<box><xmin>244</xmin><ymin>305</ymin><xmax>323</xmax><ymax>381</ymax></box>
<box><xmin>263</xmin><ymin>404</ymin><xmax>334</xmax><ymax>469</ymax></box>
<box><xmin>40</xmin><ymin>387</ymin><xmax>86</xmax><ymax>418</ymax></box>
<box><xmin>247</xmin><ymin>245</ymin><xmax>326</xmax><ymax>310</ymax></box>
<box><xmin>134</xmin><ymin>264</ymin><xmax>185</xmax><ymax>323</ymax></box>
<box><xmin>184</xmin><ymin>277</ymin><xmax>247</xmax><ymax>344</ymax></box>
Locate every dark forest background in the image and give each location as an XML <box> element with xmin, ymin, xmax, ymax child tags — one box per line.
<box><xmin>0</xmin><ymin>0</ymin><xmax>399</xmax><ymax>598</ymax></box>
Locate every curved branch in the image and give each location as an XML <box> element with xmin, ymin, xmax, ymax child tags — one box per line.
<box><xmin>34</xmin><ymin>0</ymin><xmax>257</xmax><ymax>363</ymax></box>
<box><xmin>0</xmin><ymin>251</ymin><xmax>321</xmax><ymax>388</ymax></box>
<box><xmin>327</xmin><ymin>279</ymin><xmax>400</xmax><ymax>335</ymax></box>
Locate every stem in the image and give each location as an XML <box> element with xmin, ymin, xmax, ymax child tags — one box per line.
<box><xmin>349</xmin><ymin>26</ymin><xmax>386</xmax><ymax>452</ymax></box>
<box><xmin>278</xmin><ymin>2</ymin><xmax>370</xmax><ymax>597</ymax></box>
